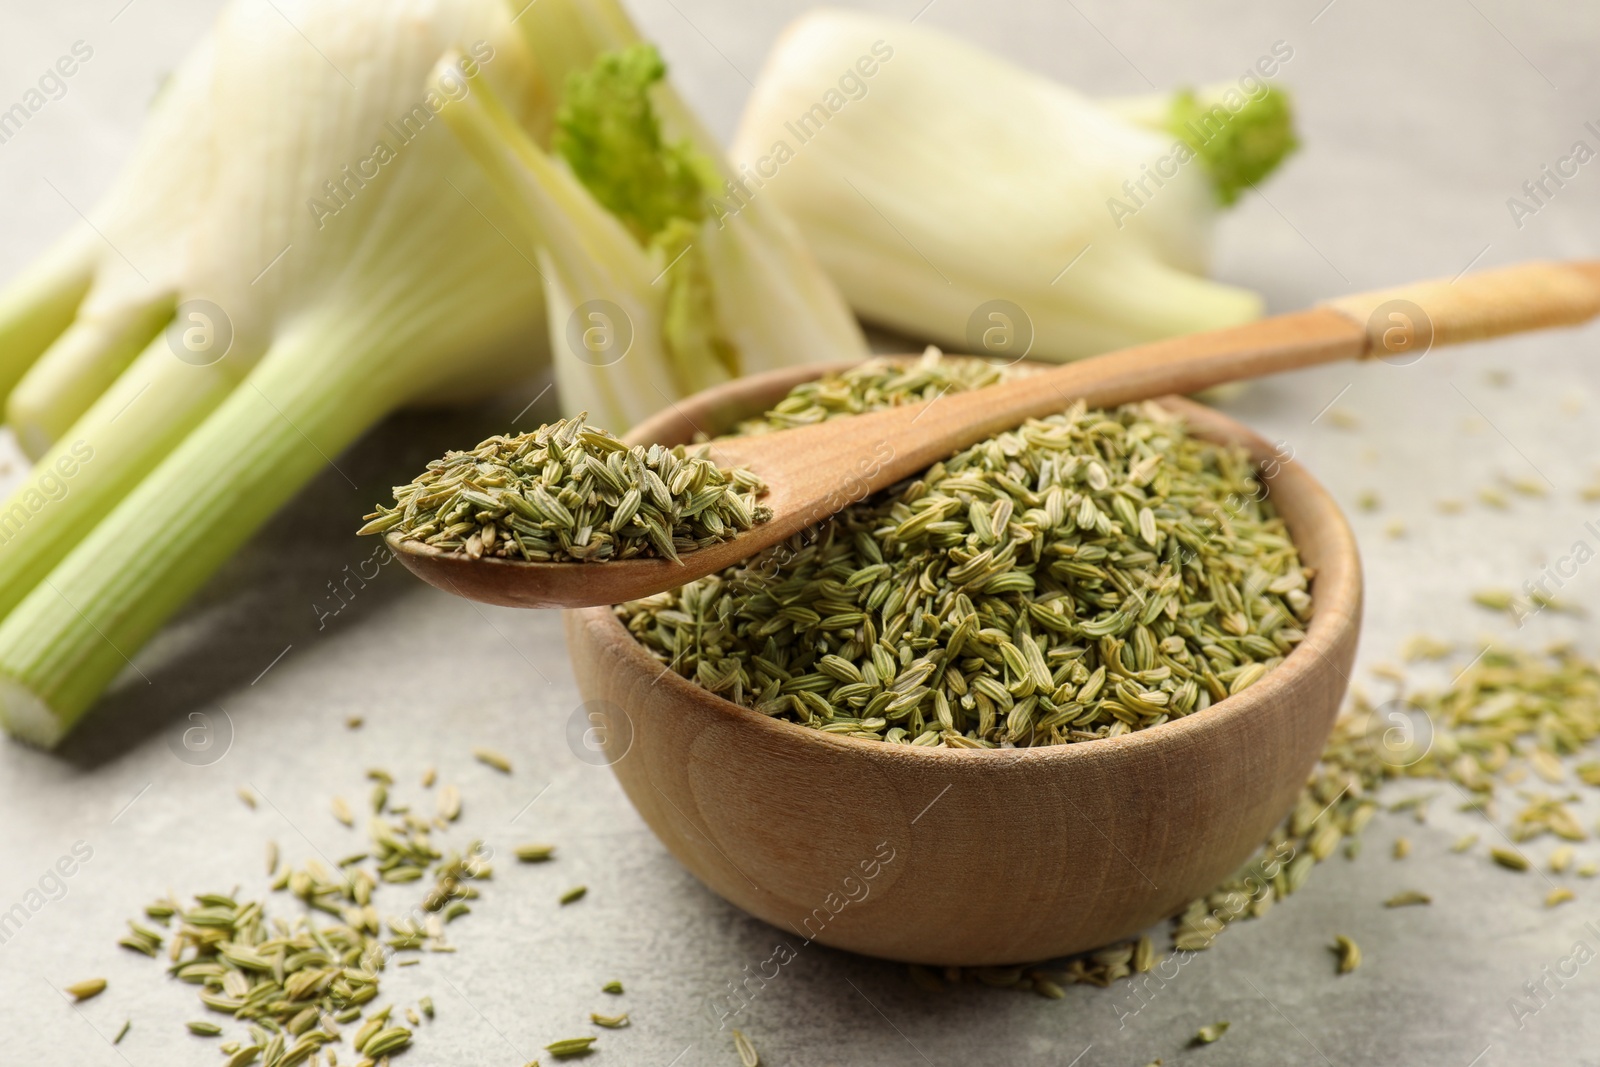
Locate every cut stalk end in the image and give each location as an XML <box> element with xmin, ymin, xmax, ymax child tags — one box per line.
<box><xmin>0</xmin><ymin>673</ymin><xmax>64</xmax><ymax>749</ymax></box>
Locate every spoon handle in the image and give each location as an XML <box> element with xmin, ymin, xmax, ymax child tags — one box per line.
<box><xmin>723</xmin><ymin>259</ymin><xmax>1600</xmax><ymax>501</ymax></box>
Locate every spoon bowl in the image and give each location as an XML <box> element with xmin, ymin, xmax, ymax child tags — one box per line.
<box><xmin>564</xmin><ymin>362</ymin><xmax>1362</xmax><ymax>966</ymax></box>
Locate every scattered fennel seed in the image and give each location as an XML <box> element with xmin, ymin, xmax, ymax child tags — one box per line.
<box><xmin>515</xmin><ymin>844</ymin><xmax>556</xmax><ymax>862</ymax></box>
<box><xmin>1491</xmin><ymin>847</ymin><xmax>1531</xmax><ymax>871</ymax></box>
<box><xmin>733</xmin><ymin>1028</ymin><xmax>760</xmax><ymax>1067</ymax></box>
<box><xmin>472</xmin><ymin>747</ymin><xmax>513</xmax><ymax>774</ymax></box>
<box><xmin>603</xmin><ymin>980</ymin><xmax>624</xmax><ymax>994</ymax></box>
<box><xmin>237</xmin><ymin>787</ymin><xmax>257</xmax><ymax>810</ymax></box>
<box><xmin>360</xmin><ymin>414</ymin><xmax>770</xmax><ymax>563</ymax></box>
<box><xmin>1384</xmin><ymin>890</ymin><xmax>1431</xmax><ymax>908</ymax></box>
<box><xmin>1392</xmin><ymin>837</ymin><xmax>1411</xmax><ymax>859</ymax></box>
<box><xmin>590</xmin><ymin>1012</ymin><xmax>629</xmax><ymax>1028</ymax></box>
<box><xmin>118</xmin><ymin>921</ymin><xmax>162</xmax><ymax>958</ymax></box>
<box><xmin>1401</xmin><ymin>635</ymin><xmax>1453</xmax><ymax>662</ymax></box>
<box><xmin>266</xmin><ymin>840</ymin><xmax>279</xmax><ymax>876</ymax></box>
<box><xmin>1325</xmin><ymin>407</ymin><xmax>1360</xmax><ymax>430</ymax></box>
<box><xmin>1550</xmin><ymin>846</ymin><xmax>1577</xmax><ymax>873</ymax></box>
<box><xmin>1506</xmin><ymin>475</ymin><xmax>1546</xmax><ymax>497</ymax></box>
<box><xmin>1546</xmin><ymin>887</ymin><xmax>1575</xmax><ymax>907</ymax></box>
<box><xmin>1065</xmin><ymin>640</ymin><xmax>1600</xmax><ymax>991</ymax></box>
<box><xmin>438</xmin><ymin>784</ymin><xmax>462</xmax><ymax>821</ymax></box>
<box><xmin>362</xmin><ymin>1026</ymin><xmax>413</xmax><ymax>1057</ymax></box>
<box><xmin>331</xmin><ymin>796</ymin><xmax>353</xmax><ymax>827</ymax></box>
<box><xmin>115</xmin><ymin>776</ymin><xmax>494</xmax><ymax>1063</ymax></box>
<box><xmin>64</xmin><ymin>978</ymin><xmax>106</xmax><ymax>1001</ymax></box>
<box><xmin>560</xmin><ymin>886</ymin><xmax>588</xmax><ymax>905</ymax></box>
<box><xmin>1193</xmin><ymin>1021</ymin><xmax>1229</xmax><ymax>1045</ymax></box>
<box><xmin>1355</xmin><ymin>489</ymin><xmax>1380</xmax><ymax>513</ymax></box>
<box><xmin>421</xmin><ymin>995</ymin><xmax>435</xmax><ymax>1019</ymax></box>
<box><xmin>1472</xmin><ymin>589</ymin><xmax>1515</xmax><ymax>612</ymax></box>
<box><xmin>345</xmin><ymin>715</ymin><xmax>363</xmax><ymax>729</ymax></box>
<box><xmin>187</xmin><ymin>1020</ymin><xmax>222</xmax><ymax>1036</ymax></box>
<box><xmin>1332</xmin><ymin>934</ymin><xmax>1360</xmax><ymax>974</ymax></box>
<box><xmin>1450</xmin><ymin>834</ymin><xmax>1477</xmax><ymax>854</ymax></box>
<box><xmin>546</xmin><ymin>1036</ymin><xmax>598</xmax><ymax>1057</ymax></box>
<box><xmin>1478</xmin><ymin>486</ymin><xmax>1509</xmax><ymax>510</ymax></box>
<box><xmin>619</xmin><ymin>355</ymin><xmax>1310</xmax><ymax>749</ymax></box>
<box><xmin>422</xmin><ymin>766</ymin><xmax>437</xmax><ymax>788</ymax></box>
<box><xmin>114</xmin><ymin>1020</ymin><xmax>130</xmax><ymax>1044</ymax></box>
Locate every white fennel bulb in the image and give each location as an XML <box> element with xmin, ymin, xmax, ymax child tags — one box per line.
<box><xmin>731</xmin><ymin>9</ymin><xmax>1300</xmax><ymax>361</ymax></box>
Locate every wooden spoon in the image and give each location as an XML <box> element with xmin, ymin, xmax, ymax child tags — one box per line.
<box><xmin>390</xmin><ymin>260</ymin><xmax>1600</xmax><ymax>608</ymax></box>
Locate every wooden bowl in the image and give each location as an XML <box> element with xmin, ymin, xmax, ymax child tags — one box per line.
<box><xmin>564</xmin><ymin>362</ymin><xmax>1362</xmax><ymax>966</ymax></box>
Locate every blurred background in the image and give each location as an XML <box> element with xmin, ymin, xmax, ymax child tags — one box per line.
<box><xmin>2</xmin><ymin>1</ymin><xmax>1597</xmax><ymax>1064</ymax></box>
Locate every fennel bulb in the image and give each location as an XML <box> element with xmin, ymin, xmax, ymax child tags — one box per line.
<box><xmin>437</xmin><ymin>32</ymin><xmax>867</xmax><ymax>429</ymax></box>
<box><xmin>0</xmin><ymin>0</ymin><xmax>868</xmax><ymax>746</ymax></box>
<box><xmin>0</xmin><ymin>0</ymin><xmax>556</xmax><ymax>746</ymax></box>
<box><xmin>730</xmin><ymin>9</ymin><xmax>1300</xmax><ymax>360</ymax></box>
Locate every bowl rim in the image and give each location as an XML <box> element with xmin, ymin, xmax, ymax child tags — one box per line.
<box><xmin>577</xmin><ymin>356</ymin><xmax>1362</xmax><ymax>768</ymax></box>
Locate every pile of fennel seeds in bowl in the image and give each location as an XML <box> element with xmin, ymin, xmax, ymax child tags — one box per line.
<box><xmin>358</xmin><ymin>414</ymin><xmax>770</xmax><ymax>563</ymax></box>
<box><xmin>617</xmin><ymin>352</ymin><xmax>1312</xmax><ymax>748</ymax></box>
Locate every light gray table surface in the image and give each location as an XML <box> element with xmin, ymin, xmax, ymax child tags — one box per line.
<box><xmin>2</xmin><ymin>1</ymin><xmax>1599</xmax><ymax>1065</ymax></box>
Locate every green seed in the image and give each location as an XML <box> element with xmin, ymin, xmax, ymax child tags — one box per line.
<box><xmin>515</xmin><ymin>844</ymin><xmax>556</xmax><ymax>862</ymax></box>
<box><xmin>1332</xmin><ymin>935</ymin><xmax>1360</xmax><ymax>974</ymax></box>
<box><xmin>360</xmin><ymin>414</ymin><xmax>769</xmax><ymax>564</ymax></box>
<box><xmin>618</xmin><ymin>355</ymin><xmax>1308</xmax><ymax>749</ymax></box>
<box><xmin>545</xmin><ymin>1036</ymin><xmax>598</xmax><ymax>1057</ymax></box>
<box><xmin>1193</xmin><ymin>1021</ymin><xmax>1229</xmax><ymax>1045</ymax></box>
<box><xmin>64</xmin><ymin>978</ymin><xmax>106</xmax><ymax>1001</ymax></box>
<box><xmin>1491</xmin><ymin>847</ymin><xmax>1530</xmax><ymax>871</ymax></box>
<box><xmin>362</xmin><ymin>1026</ymin><xmax>413</xmax><ymax>1057</ymax></box>
<box><xmin>187</xmin><ymin>1020</ymin><xmax>223</xmax><ymax>1036</ymax></box>
<box><xmin>113</xmin><ymin>1020</ymin><xmax>130</xmax><ymax>1044</ymax></box>
<box><xmin>1384</xmin><ymin>890</ymin><xmax>1432</xmax><ymax>907</ymax></box>
<box><xmin>590</xmin><ymin>1012</ymin><xmax>629</xmax><ymax>1028</ymax></box>
<box><xmin>733</xmin><ymin>1028</ymin><xmax>760</xmax><ymax>1067</ymax></box>
<box><xmin>472</xmin><ymin>747</ymin><xmax>513</xmax><ymax>774</ymax></box>
<box><xmin>560</xmin><ymin>885</ymin><xmax>588</xmax><ymax>905</ymax></box>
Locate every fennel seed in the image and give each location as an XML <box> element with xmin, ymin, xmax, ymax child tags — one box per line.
<box><xmin>472</xmin><ymin>747</ymin><xmax>513</xmax><ymax>774</ymax></box>
<box><xmin>1193</xmin><ymin>1021</ymin><xmax>1229</xmax><ymax>1045</ymax></box>
<box><xmin>1332</xmin><ymin>934</ymin><xmax>1360</xmax><ymax>974</ymax></box>
<box><xmin>64</xmin><ymin>978</ymin><xmax>106</xmax><ymax>1001</ymax></box>
<box><xmin>602</xmin><ymin>980</ymin><xmax>624</xmax><ymax>994</ymax></box>
<box><xmin>733</xmin><ymin>1028</ymin><xmax>760</xmax><ymax>1067</ymax></box>
<box><xmin>546</xmin><ymin>1036</ymin><xmax>598</xmax><ymax>1057</ymax></box>
<box><xmin>1384</xmin><ymin>890</ymin><xmax>1431</xmax><ymax>908</ymax></box>
<box><xmin>1491</xmin><ymin>847</ymin><xmax>1530</xmax><ymax>871</ymax></box>
<box><xmin>560</xmin><ymin>885</ymin><xmax>587</xmax><ymax>905</ymax></box>
<box><xmin>590</xmin><ymin>1012</ymin><xmax>629</xmax><ymax>1028</ymax></box>
<box><xmin>360</xmin><ymin>414</ymin><xmax>770</xmax><ymax>563</ymax></box>
<box><xmin>515</xmin><ymin>843</ymin><xmax>556</xmax><ymax>862</ymax></box>
<box><xmin>619</xmin><ymin>354</ymin><xmax>1310</xmax><ymax>749</ymax></box>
